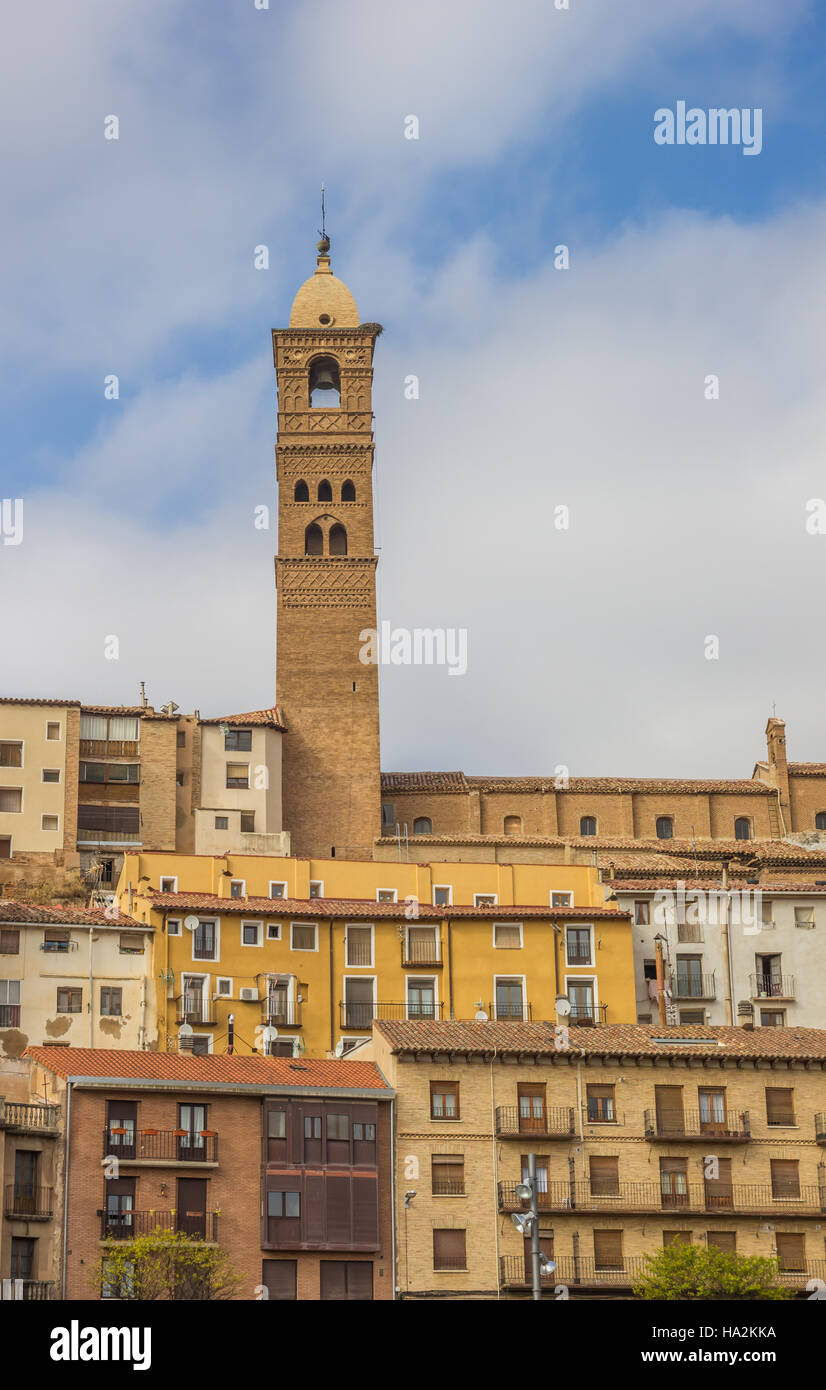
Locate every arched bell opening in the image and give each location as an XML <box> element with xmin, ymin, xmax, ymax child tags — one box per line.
<box><xmin>329</xmin><ymin>524</ymin><xmax>348</xmax><ymax>556</ymax></box>
<box><xmin>309</xmin><ymin>355</ymin><xmax>341</xmax><ymax>408</ymax></box>
<box><xmin>304</xmin><ymin>522</ymin><xmax>324</xmax><ymax>556</ymax></box>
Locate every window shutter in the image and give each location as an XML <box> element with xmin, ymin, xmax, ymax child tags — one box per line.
<box><xmin>593</xmin><ymin>1230</ymin><xmax>623</xmax><ymax>1268</ymax></box>
<box><xmin>765</xmin><ymin>1088</ymin><xmax>795</xmax><ymax>1125</ymax></box>
<box><xmin>319</xmin><ymin>1261</ymin><xmax>347</xmax><ymax>1300</ymax></box>
<box><xmin>770</xmin><ymin>1159</ymin><xmax>800</xmax><ymax>1196</ymax></box>
<box><xmin>346</xmin><ymin>1262</ymin><xmax>373</xmax><ymax>1299</ymax></box>
<box><xmin>494</xmin><ymin>924</ymin><xmax>521</xmax><ymax>948</ymax></box>
<box><xmin>325</xmin><ymin>1175</ymin><xmax>352</xmax><ymax>1244</ymax></box>
<box><xmin>589</xmin><ymin>1156</ymin><xmax>619</xmax><ymax>1194</ymax></box>
<box><xmin>304</xmin><ymin>1173</ymin><xmax>325</xmax><ymax>1242</ymax></box>
<box><xmin>262</xmin><ymin>1260</ymin><xmax>297</xmax><ymax>1300</ymax></box>
<box><xmin>433</xmin><ymin>1229</ymin><xmax>466</xmax><ymax>1270</ymax></box>
<box><xmin>351</xmin><ymin>1175</ymin><xmax>379</xmax><ymax>1246</ymax></box>
<box><xmin>775</xmin><ymin>1233</ymin><xmax>805</xmax><ymax>1271</ymax></box>
<box><xmin>77</xmin><ymin>804</ymin><xmax>139</xmax><ymax>832</ymax></box>
<box><xmin>707</xmin><ymin>1231</ymin><xmax>736</xmax><ymax>1253</ymax></box>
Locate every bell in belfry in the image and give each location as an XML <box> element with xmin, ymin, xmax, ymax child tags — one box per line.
<box><xmin>312</xmin><ymin>362</ymin><xmax>338</xmax><ymax>391</ymax></box>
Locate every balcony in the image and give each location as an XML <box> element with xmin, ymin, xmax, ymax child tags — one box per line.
<box><xmin>76</xmin><ymin>829</ymin><xmax>141</xmax><ymax>845</ymax></box>
<box><xmin>339</xmin><ymin>1000</ymin><xmax>445</xmax><ymax>1028</ymax></box>
<box><xmin>400</xmin><ymin>936</ymin><xmax>442</xmax><ymax>967</ymax></box>
<box><xmin>778</xmin><ymin>1259</ymin><xmax>826</xmax><ymax>1288</ymax></box>
<box><xmin>99</xmin><ymin>1210</ymin><xmax>218</xmax><ymax>1241</ymax></box>
<box><xmin>432</xmin><ymin>1177</ymin><xmax>466</xmax><ymax>1196</ymax></box>
<box><xmin>672</xmin><ymin>972</ymin><xmax>716</xmax><ymax>1001</ymax></box>
<box><xmin>0</xmin><ymin>1100</ymin><xmax>59</xmax><ymax>1135</ymax></box>
<box><xmin>644</xmin><ymin>1108</ymin><xmax>750</xmax><ymax>1141</ymax></box>
<box><xmin>750</xmin><ymin>974</ymin><xmax>796</xmax><ymax>1001</ymax></box>
<box><xmin>568</xmin><ymin>1002</ymin><xmax>607</xmax><ymax>1026</ymax></box>
<box><xmin>262</xmin><ymin>998</ymin><xmax>302</xmax><ymax>1028</ymax></box>
<box><xmin>489</xmin><ymin>1001</ymin><xmax>533</xmax><ymax>1022</ymax></box>
<box><xmin>102</xmin><ymin>1129</ymin><xmax>219</xmax><ymax>1164</ymax></box>
<box><xmin>175</xmin><ymin>995</ymin><xmax>216</xmax><ymax>1025</ymax></box>
<box><xmin>494</xmin><ymin>1106</ymin><xmax>576</xmax><ymax>1139</ymax></box>
<box><xmin>499</xmin><ymin>1254</ymin><xmax>644</xmax><ymax>1291</ymax></box>
<box><xmin>79</xmin><ymin>739</ymin><xmax>139</xmax><ymax>758</ymax></box>
<box><xmin>4</xmin><ymin>1185</ymin><xmax>54</xmax><ymax>1220</ymax></box>
<box><xmin>498</xmin><ymin>1179</ymin><xmax>826</xmax><ymax>1215</ymax></box>
<box><xmin>0</xmin><ymin>1279</ymin><xmax>56</xmax><ymax>1301</ymax></box>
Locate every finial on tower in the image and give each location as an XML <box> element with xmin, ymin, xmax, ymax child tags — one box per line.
<box><xmin>317</xmin><ymin>184</ymin><xmax>330</xmax><ymax>256</ymax></box>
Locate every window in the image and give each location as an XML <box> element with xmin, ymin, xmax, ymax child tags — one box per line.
<box><xmin>0</xmin><ymin>929</ymin><xmax>20</xmax><ymax>954</ymax></box>
<box><xmin>240</xmin><ymin>812</ymin><xmax>255</xmax><ymax>833</ymax></box>
<box><xmin>677</xmin><ymin>919</ymin><xmax>703</xmax><ymax>943</ymax></box>
<box><xmin>675</xmin><ymin>954</ymin><xmax>705</xmax><ymax>998</ymax></box>
<box><xmin>504</xmin><ymin>815</ymin><xmax>522</xmax><ymax>836</ymax></box>
<box><xmin>579</xmin><ymin>816</ymin><xmax>596</xmax><ymax>836</ymax></box>
<box><xmin>432</xmin><ymin>1155</ymin><xmax>465</xmax><ymax>1195</ymax></box>
<box><xmin>262</xmin><ymin>1260</ymin><xmax>297</xmax><ymax>1301</ymax></box>
<box><xmin>317</xmin><ymin>478</ymin><xmax>333</xmax><ymax>501</ymax></box>
<box><xmin>662</xmin><ymin>1230</ymin><xmax>691</xmax><ymax>1247</ymax></box>
<box><xmin>551</xmin><ymin>892</ymin><xmax>573</xmax><ymax>908</ymax></box>
<box><xmin>329</xmin><ymin>524</ymin><xmax>348</xmax><ymax>556</ymax></box>
<box><xmin>473</xmin><ymin>893</ymin><xmax>496</xmax><ymax>907</ymax></box>
<box><xmin>679</xmin><ymin>1009</ymin><xmax>705</xmax><ymax>1024</ymax></box>
<box><xmin>119</xmin><ymin>933</ymin><xmax>144</xmax><ymax>954</ymax></box>
<box><xmin>177</xmin><ymin>730</ymin><xmax>186</xmax><ymax>747</ymax></box>
<box><xmin>43</xmin><ymin>929</ymin><xmax>69</xmax><ymax>953</ymax></box>
<box><xmin>10</xmin><ymin>1237</ymin><xmax>36</xmax><ymax>1280</ymax></box>
<box><xmin>230</xmin><ymin>880</ymin><xmax>245</xmax><ymax>899</ymax></box>
<box><xmin>0</xmin><ymin>788</ymin><xmax>22</xmax><ymax>812</ymax></box>
<box><xmin>775</xmin><ymin>1233</ymin><xmax>806</xmax><ymax>1272</ymax></box>
<box><xmin>291</xmin><ymin>922</ymin><xmax>317</xmax><ymax>951</ymax></box>
<box><xmin>433</xmin><ymin>1229</ymin><xmax>466</xmax><ymax>1271</ymax></box>
<box><xmin>319</xmin><ymin>1262</ymin><xmax>373</xmax><ymax>1301</ymax></box>
<box><xmin>269</xmin><ymin>882</ymin><xmax>287</xmax><ymax>898</ymax></box>
<box><xmin>407</xmin><ymin>977</ymin><xmax>436</xmax><ymax>1019</ymax></box>
<box><xmin>634</xmin><ymin>900</ymin><xmax>650</xmax><ymax>925</ymax></box>
<box><xmin>268</xmin><ymin>1110</ymin><xmax>287</xmax><ymax>1139</ymax></box>
<box><xmin>80</xmin><ymin>762</ymin><xmax>139</xmax><ymax>783</ymax></box>
<box><xmin>346</xmin><ymin>925</ymin><xmax>373</xmax><ymax>967</ymax></box>
<box><xmin>341</xmin><ymin>480</ymin><xmax>356</xmax><ymax>501</ymax></box>
<box><xmin>193</xmin><ymin>920</ymin><xmax>218</xmax><ymax>960</ymax></box>
<box><xmin>593</xmin><ymin>1230</ymin><xmax>623</xmax><ymax>1270</ymax></box>
<box><xmin>267</xmin><ymin>1191</ymin><xmax>301</xmax><ymax>1218</ymax></box>
<box><xmin>734</xmin><ymin>817</ymin><xmax>751</xmax><ymax>841</ymax></box>
<box><xmin>660</xmin><ymin>1157</ymin><xmax>688</xmax><ymax>1208</ymax></box>
<box><xmin>160</xmin><ymin>877</ymin><xmax>177</xmax><ymax>893</ymax></box>
<box><xmin>46</xmin><ymin>722</ymin><xmax>60</xmax><ymax>740</ymax></box>
<box><xmin>216</xmin><ymin>979</ymin><xmax>232</xmax><ymax>996</ymax></box>
<box><xmin>327</xmin><ymin>1113</ymin><xmax>349</xmax><ymax>1141</ymax></box>
<box><xmin>42</xmin><ymin>768</ymin><xmax>60</xmax><ymax>783</ymax></box>
<box><xmin>794</xmin><ymin>905</ymin><xmax>815</xmax><ymax>930</ymax></box>
<box><xmin>226</xmin><ymin>763</ymin><xmax>249</xmax><ymax>788</ymax></box>
<box><xmin>309</xmin><ymin>881</ymin><xmax>323</xmax><ymax>899</ymax></box>
<box><xmin>433</xmin><ymin>885</ymin><xmax>452</xmax><ymax>907</ymax></box>
<box><xmin>589</xmin><ymin>1156</ymin><xmax>619</xmax><ymax>1196</ymax></box>
<box><xmin>493</xmin><ymin>922</ymin><xmax>522</xmax><ymax>949</ymax></box>
<box><xmin>381</xmin><ymin>802</ymin><xmax>395</xmax><ymax>830</ymax></box>
<box><xmin>101</xmin><ymin>987</ymin><xmax>123</xmax><ymax>1016</ymax></box>
<box><xmin>430</xmin><ymin>1082</ymin><xmax>459</xmax><ymax>1120</ymax></box>
<box><xmin>57</xmin><ymin>987</ymin><xmax>82</xmax><ymax>1014</ymax></box>
<box><xmin>765</xmin><ymin>1088</ymin><xmax>795</xmax><ymax>1126</ymax></box>
<box><xmin>770</xmin><ymin>1159</ymin><xmax>800</xmax><ymax>1199</ymax></box>
<box><xmin>760</xmin><ymin>1009</ymin><xmax>785</xmax><ymax>1027</ymax></box>
<box><xmin>167</xmin><ymin>919</ymin><xmax>182</xmax><ymax>936</ymax></box>
<box><xmin>294</xmin><ymin>480</ymin><xmax>309</xmax><ymax>502</ymax></box>
<box><xmin>304</xmin><ymin>522</ymin><xmax>323</xmax><ymax>555</ymax></box>
<box><xmin>266</xmin><ymin>923</ymin><xmax>282</xmax><ymax>940</ymax></box>
<box><xmin>707</xmin><ymin>1231</ymin><xmax>736</xmax><ymax>1253</ymax></box>
<box><xmin>413</xmin><ymin>817</ymin><xmax>432</xmax><ymax>834</ymax></box>
<box><xmin>214</xmin><ymin>816</ymin><xmax>228</xmax><ymax>830</ymax></box>
<box><xmin>816</xmin><ymin>812</ymin><xmax>826</xmax><ymax>831</ymax></box>
<box><xmin>176</xmin><ymin>772</ymin><xmax>185</xmax><ymax>787</ymax></box>
<box><xmin>225</xmin><ymin>729</ymin><xmax>252</xmax><ymax>751</ymax></box>
<box><xmin>495</xmin><ymin>977</ymin><xmax>526</xmax><ymax>1020</ymax></box>
<box><xmin>656</xmin><ymin>816</ymin><xmax>674</xmax><ymax>840</ymax></box>
<box><xmin>352</xmin><ymin>1121</ymin><xmax>376</xmax><ymax>1143</ymax></box>
<box><xmin>0</xmin><ymin>837</ymin><xmax>11</xmax><ymax>859</ymax></box>
<box><xmin>586</xmin><ymin>1084</ymin><xmax>615</xmax><ymax>1123</ymax></box>
<box><xmin>377</xmin><ymin>889</ymin><xmax>397</xmax><ymax>903</ymax></box>
<box><xmin>0</xmin><ymin>980</ymin><xmax>21</xmax><ymax>1026</ymax></box>
<box><xmin>566</xmin><ymin>926</ymin><xmax>592</xmax><ymax>966</ymax></box>
<box><xmin>242</xmin><ymin>921</ymin><xmax>262</xmax><ymax>947</ymax></box>
<box><xmin>41</xmin><ymin>814</ymin><xmax>59</xmax><ymax>832</ymax></box>
<box><xmin>0</xmin><ymin>742</ymin><xmax>22</xmax><ymax>767</ymax></box>
<box><xmin>520</xmin><ymin>1156</ymin><xmax>549</xmax><ymax>1193</ymax></box>
<box><xmin>517</xmin><ymin>1084</ymin><xmax>546</xmax><ymax>1133</ymax></box>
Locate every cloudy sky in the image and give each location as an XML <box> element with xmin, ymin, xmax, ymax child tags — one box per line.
<box><xmin>2</xmin><ymin>0</ymin><xmax>825</xmax><ymax>778</ymax></box>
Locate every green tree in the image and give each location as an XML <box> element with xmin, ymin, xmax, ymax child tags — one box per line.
<box><xmin>633</xmin><ymin>1242</ymin><xmax>792</xmax><ymax>1301</ymax></box>
<box><xmin>95</xmin><ymin>1227</ymin><xmax>243</xmax><ymax>1301</ymax></box>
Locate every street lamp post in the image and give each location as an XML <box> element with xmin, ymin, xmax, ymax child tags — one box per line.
<box><xmin>513</xmin><ymin>1152</ymin><xmax>553</xmax><ymax>1301</ymax></box>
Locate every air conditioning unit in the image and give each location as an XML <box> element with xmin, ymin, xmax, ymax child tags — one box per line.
<box><xmin>239</xmin><ymin>987</ymin><xmax>259</xmax><ymax>1002</ymax></box>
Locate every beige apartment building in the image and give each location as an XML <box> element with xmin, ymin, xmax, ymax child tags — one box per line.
<box><xmin>359</xmin><ymin>1019</ymin><xmax>826</xmax><ymax>1300</ymax></box>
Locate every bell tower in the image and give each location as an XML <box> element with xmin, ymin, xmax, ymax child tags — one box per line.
<box><xmin>273</xmin><ymin>238</ymin><xmax>382</xmax><ymax>860</ymax></box>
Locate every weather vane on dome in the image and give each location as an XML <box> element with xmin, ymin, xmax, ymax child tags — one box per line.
<box><xmin>317</xmin><ymin>184</ymin><xmax>330</xmax><ymax>254</ymax></box>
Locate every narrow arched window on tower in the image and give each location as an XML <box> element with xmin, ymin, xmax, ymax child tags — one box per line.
<box><xmin>656</xmin><ymin>816</ymin><xmax>674</xmax><ymax>840</ymax></box>
<box><xmin>309</xmin><ymin>355</ymin><xmax>341</xmax><ymax>408</ymax></box>
<box><xmin>413</xmin><ymin>817</ymin><xmax>432</xmax><ymax>834</ymax></box>
<box><xmin>734</xmin><ymin>817</ymin><xmax>752</xmax><ymax>841</ymax></box>
<box><xmin>329</xmin><ymin>524</ymin><xmax>348</xmax><ymax>556</ymax></box>
<box><xmin>317</xmin><ymin>480</ymin><xmax>333</xmax><ymax>503</ymax></box>
<box><xmin>341</xmin><ymin>480</ymin><xmax>356</xmax><ymax>502</ymax></box>
<box><xmin>304</xmin><ymin>523</ymin><xmax>323</xmax><ymax>556</ymax></box>
<box><xmin>294</xmin><ymin>480</ymin><xmax>309</xmax><ymax>501</ymax></box>
<box><xmin>579</xmin><ymin>816</ymin><xmax>597</xmax><ymax>836</ymax></box>
<box><xmin>504</xmin><ymin>815</ymin><xmax>522</xmax><ymax>836</ymax></box>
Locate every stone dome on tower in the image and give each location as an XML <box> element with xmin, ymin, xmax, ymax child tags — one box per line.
<box><xmin>289</xmin><ymin>242</ymin><xmax>360</xmax><ymax>328</ymax></box>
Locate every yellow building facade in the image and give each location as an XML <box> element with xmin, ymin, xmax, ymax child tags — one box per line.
<box><xmin>115</xmin><ymin>852</ymin><xmax>634</xmax><ymax>1057</ymax></box>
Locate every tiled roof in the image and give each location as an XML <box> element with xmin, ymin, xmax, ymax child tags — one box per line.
<box><xmin>23</xmin><ymin>1047</ymin><xmax>389</xmax><ymax>1089</ymax></box>
<box><xmin>81</xmin><ymin>705</ymin><xmax>178</xmax><ymax>720</ymax></box>
<box><xmin>0</xmin><ymin>901</ymin><xmax>147</xmax><ymax>927</ymax></box>
<box><xmin>199</xmin><ymin>707</ymin><xmax>286</xmax><ymax>730</ymax></box>
<box><xmin>0</xmin><ymin>696</ymin><xmax>78</xmax><ymax>707</ymax></box>
<box><xmin>610</xmin><ymin>879</ymin><xmax>826</xmax><ymax>895</ymax></box>
<box><xmin>144</xmin><ymin>891</ymin><xmax>627</xmax><ymax>921</ymax></box>
<box><xmin>375</xmin><ymin>1019</ymin><xmax>826</xmax><ymax>1060</ymax></box>
<box><xmin>380</xmin><ymin>772</ymin><xmax>773</xmax><ymax>796</ymax></box>
<box><xmin>381</xmin><ymin>772</ymin><xmax>469</xmax><ymax>793</ymax></box>
<box><xmin>789</xmin><ymin>763</ymin><xmax>826</xmax><ymax>776</ymax></box>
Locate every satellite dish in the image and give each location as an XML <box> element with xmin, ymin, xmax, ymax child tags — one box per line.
<box><xmin>261</xmin><ymin>1026</ymin><xmax>278</xmax><ymax>1045</ymax></box>
<box><xmin>178</xmin><ymin>1023</ymin><xmax>193</xmax><ymax>1038</ymax></box>
<box><xmin>184</xmin><ymin>914</ymin><xmax>200</xmax><ymax>932</ymax></box>
<box><xmin>334</xmin><ymin>1039</ymin><xmax>345</xmax><ymax>1058</ymax></box>
<box><xmin>474</xmin><ymin>1010</ymin><xmax>489</xmax><ymax>1022</ymax></box>
<box><xmin>555</xmin><ymin>996</ymin><xmax>572</xmax><ymax>1017</ymax></box>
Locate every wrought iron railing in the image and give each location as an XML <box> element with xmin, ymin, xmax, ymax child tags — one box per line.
<box><xmin>644</xmin><ymin>1108</ymin><xmax>750</xmax><ymax>1140</ymax></box>
<box><xmin>99</xmin><ymin>1209</ymin><xmax>217</xmax><ymax>1241</ymax></box>
<box><xmin>4</xmin><ymin>1186</ymin><xmax>54</xmax><ymax>1219</ymax></box>
<box><xmin>494</xmin><ymin>1105</ymin><xmax>576</xmax><ymax>1138</ymax></box>
<box><xmin>101</xmin><ymin>1128</ymin><xmax>218</xmax><ymax>1163</ymax></box>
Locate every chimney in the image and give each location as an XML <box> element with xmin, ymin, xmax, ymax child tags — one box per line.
<box><xmin>737</xmin><ymin>999</ymin><xmax>754</xmax><ymax>1030</ymax></box>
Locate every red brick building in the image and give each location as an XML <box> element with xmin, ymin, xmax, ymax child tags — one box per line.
<box><xmin>23</xmin><ymin>1047</ymin><xmax>394</xmax><ymax>1301</ymax></box>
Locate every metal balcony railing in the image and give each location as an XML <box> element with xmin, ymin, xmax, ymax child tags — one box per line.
<box><xmin>100</xmin><ymin>1210</ymin><xmax>218</xmax><ymax>1241</ymax></box>
<box><xmin>644</xmin><ymin>1108</ymin><xmax>750</xmax><ymax>1141</ymax></box>
<box><xmin>499</xmin><ymin>1180</ymin><xmax>826</xmax><ymax>1215</ymax></box>
<box><xmin>400</xmin><ymin>936</ymin><xmax>442</xmax><ymax>967</ymax></box>
<box><xmin>489</xmin><ymin>1001</ymin><xmax>533</xmax><ymax>1022</ymax></box>
<box><xmin>778</xmin><ymin>1259</ymin><xmax>826</xmax><ymax>1285</ymax></box>
<box><xmin>101</xmin><ymin>1129</ymin><xmax>218</xmax><ymax>1163</ymax></box>
<box><xmin>175</xmin><ymin>995</ymin><xmax>216</xmax><ymax>1025</ymax></box>
<box><xmin>262</xmin><ymin>998</ymin><xmax>302</xmax><ymax>1028</ymax></box>
<box><xmin>494</xmin><ymin>1106</ymin><xmax>576</xmax><ymax>1138</ymax></box>
<box><xmin>432</xmin><ymin>1177</ymin><xmax>465</xmax><ymax>1196</ymax></box>
<box><xmin>0</xmin><ymin>1100</ymin><xmax>59</xmax><ymax>1133</ymax></box>
<box><xmin>4</xmin><ymin>1186</ymin><xmax>54</xmax><ymax>1220</ymax></box>
<box><xmin>672</xmin><ymin>972</ymin><xmax>716</xmax><ymax>1001</ymax></box>
<box><xmin>568</xmin><ymin>1002</ymin><xmax>607</xmax><ymax>1025</ymax></box>
<box><xmin>339</xmin><ymin>1001</ymin><xmax>444</xmax><ymax>1028</ymax></box>
<box><xmin>499</xmin><ymin>1254</ymin><xmax>645</xmax><ymax>1288</ymax></box>
<box><xmin>750</xmin><ymin>974</ymin><xmax>796</xmax><ymax>999</ymax></box>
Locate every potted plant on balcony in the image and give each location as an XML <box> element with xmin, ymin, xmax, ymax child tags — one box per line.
<box><xmin>110</xmin><ymin>1127</ymin><xmax>128</xmax><ymax>1135</ymax></box>
<box><xmin>173</xmin><ymin>1128</ymin><xmax>189</xmax><ymax>1137</ymax></box>
<box><xmin>199</xmin><ymin>1129</ymin><xmax>218</xmax><ymax>1138</ymax></box>
<box><xmin>140</xmin><ymin>1127</ymin><xmax>159</xmax><ymax>1136</ymax></box>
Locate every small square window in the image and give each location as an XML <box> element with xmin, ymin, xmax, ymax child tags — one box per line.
<box><xmin>41</xmin><ymin>814</ymin><xmax>59</xmax><ymax>832</ymax></box>
<box><xmin>291</xmin><ymin>923</ymin><xmax>317</xmax><ymax>951</ymax></box>
<box><xmin>215</xmin><ymin>816</ymin><xmax>229</xmax><ymax>830</ymax></box>
<box><xmin>160</xmin><ymin>877</ymin><xmax>178</xmax><ymax>894</ymax></box>
<box><xmin>230</xmin><ymin>881</ymin><xmax>245</xmax><ymax>899</ymax></box>
<box><xmin>46</xmin><ymin>722</ymin><xmax>61</xmax><ymax>740</ymax></box>
<box><xmin>551</xmin><ymin>892</ymin><xmax>573</xmax><ymax>908</ymax></box>
<box><xmin>167</xmin><ymin>919</ymin><xmax>182</xmax><ymax>936</ymax></box>
<box><xmin>226</xmin><ymin>763</ymin><xmax>249</xmax><ymax>789</ymax></box>
<box><xmin>42</xmin><ymin>768</ymin><xmax>60</xmax><ymax>783</ymax></box>
<box><xmin>240</xmin><ymin>812</ymin><xmax>255</xmax><ymax>834</ymax></box>
<box><xmin>216</xmin><ymin>979</ymin><xmax>232</xmax><ymax>997</ymax></box>
<box><xmin>433</xmin><ymin>886</ymin><xmax>452</xmax><ymax>907</ymax></box>
<box><xmin>493</xmin><ymin>923</ymin><xmax>522</xmax><ymax>949</ymax></box>
<box><xmin>176</xmin><ymin>730</ymin><xmax>186</xmax><ymax>748</ymax></box>
<box><xmin>474</xmin><ymin>893</ymin><xmax>497</xmax><ymax>907</ymax></box>
<box><xmin>377</xmin><ymin>889</ymin><xmax>397</xmax><ymax>903</ymax></box>
<box><xmin>176</xmin><ymin>771</ymin><xmax>185</xmax><ymax>787</ymax></box>
<box><xmin>269</xmin><ymin>882</ymin><xmax>287</xmax><ymax>899</ymax></box>
<box><xmin>266</xmin><ymin>923</ymin><xmax>282</xmax><ymax>940</ymax></box>
<box><xmin>309</xmin><ymin>881</ymin><xmax>323</xmax><ymax>899</ymax></box>
<box><xmin>242</xmin><ymin>922</ymin><xmax>261</xmax><ymax>947</ymax></box>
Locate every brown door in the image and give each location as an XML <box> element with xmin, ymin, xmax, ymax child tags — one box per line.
<box><xmin>703</xmin><ymin>1157</ymin><xmax>733</xmax><ymax>1209</ymax></box>
<box><xmin>177</xmin><ymin>1178</ymin><xmax>207</xmax><ymax>1237</ymax></box>
<box><xmin>177</xmin><ymin>1103</ymin><xmax>206</xmax><ymax>1162</ymax></box>
<box><xmin>517</xmin><ymin>1084</ymin><xmax>546</xmax><ymax>1134</ymax></box>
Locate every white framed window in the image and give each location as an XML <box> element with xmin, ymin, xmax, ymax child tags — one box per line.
<box><xmin>215</xmin><ymin>978</ymin><xmax>233</xmax><ymax>997</ymax></box>
<box><xmin>214</xmin><ymin>816</ymin><xmax>228</xmax><ymax>830</ymax></box>
<box><xmin>309</xmin><ymin>880</ymin><xmax>324</xmax><ymax>899</ymax></box>
<box><xmin>291</xmin><ymin>922</ymin><xmax>318</xmax><ymax>952</ymax></box>
<box><xmin>45</xmin><ymin>721</ymin><xmax>61</xmax><ymax>741</ymax></box>
<box><xmin>551</xmin><ymin>891</ymin><xmax>574</xmax><ymax>909</ymax></box>
<box><xmin>191</xmin><ymin>920</ymin><xmax>219</xmax><ymax>963</ymax></box>
<box><xmin>241</xmin><ymin>920</ymin><xmax>263</xmax><ymax>948</ymax></box>
<box><xmin>229</xmin><ymin>879</ymin><xmax>246</xmax><ymax>899</ymax></box>
<box><xmin>158</xmin><ymin>876</ymin><xmax>177</xmax><ymax>894</ymax></box>
<box><xmin>266</xmin><ymin>1035</ymin><xmax>300</xmax><ymax>1058</ymax></box>
<box><xmin>342</xmin><ymin>975</ymin><xmax>377</xmax><ymax>1029</ymax></box>
<box><xmin>474</xmin><ymin>893</ymin><xmax>497</xmax><ymax>907</ymax></box>
<box><xmin>492</xmin><ymin>975</ymin><xmax>527</xmax><ymax>1021</ymax></box>
<box><xmin>565</xmin><ymin>924</ymin><xmax>594</xmax><ymax>967</ymax></box>
<box><xmin>345</xmin><ymin>924</ymin><xmax>374</xmax><ymax>968</ymax></box>
<box><xmin>180</xmin><ymin>1032</ymin><xmax>213</xmax><ymax>1055</ymax></box>
<box><xmin>406</xmin><ymin>975</ymin><xmax>437</xmax><ymax>1020</ymax></box>
<box><xmin>493</xmin><ymin>922</ymin><xmax>523</xmax><ymax>949</ymax></box>
<box><xmin>565</xmin><ymin>974</ymin><xmax>599</xmax><ymax>1024</ymax></box>
<box><xmin>266</xmin><ymin>922</ymin><xmax>282</xmax><ymax>940</ymax></box>
<box><xmin>794</xmin><ymin>905</ymin><xmax>815</xmax><ymax>930</ymax></box>
<box><xmin>337</xmin><ymin>1036</ymin><xmax>371</xmax><ymax>1055</ymax></box>
<box><xmin>41</xmin><ymin>813</ymin><xmax>59</xmax><ymax>832</ymax></box>
<box><xmin>269</xmin><ymin>881</ymin><xmax>288</xmax><ymax>899</ymax></box>
<box><xmin>167</xmin><ymin>919</ymin><xmax>182</xmax><ymax>936</ymax></box>
<box><xmin>376</xmin><ymin>888</ymin><xmax>397</xmax><ymax>903</ymax></box>
<box><xmin>41</xmin><ymin>768</ymin><xmax>61</xmax><ymax>784</ymax></box>
<box><xmin>433</xmin><ymin>885</ymin><xmax>452</xmax><ymax>907</ymax></box>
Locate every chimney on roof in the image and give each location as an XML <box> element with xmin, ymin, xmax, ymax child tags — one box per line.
<box><xmin>737</xmin><ymin>1000</ymin><xmax>754</xmax><ymax>1030</ymax></box>
<box><xmin>139</xmin><ymin>680</ymin><xmax>148</xmax><ymax>709</ymax></box>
